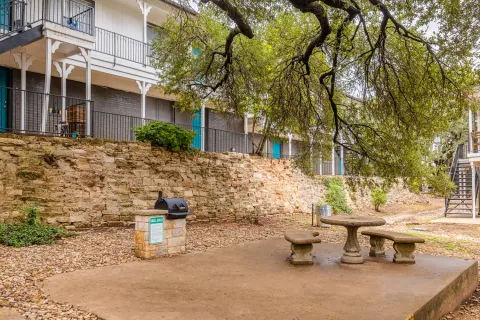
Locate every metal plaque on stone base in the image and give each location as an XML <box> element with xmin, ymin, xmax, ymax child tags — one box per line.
<box><xmin>149</xmin><ymin>217</ymin><xmax>164</xmax><ymax>244</ymax></box>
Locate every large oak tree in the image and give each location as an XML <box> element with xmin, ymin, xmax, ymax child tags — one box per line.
<box><xmin>151</xmin><ymin>0</ymin><xmax>480</xmax><ymax>192</ymax></box>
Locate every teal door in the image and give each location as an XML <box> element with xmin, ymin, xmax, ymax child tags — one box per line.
<box><xmin>0</xmin><ymin>67</ymin><xmax>8</xmax><ymax>132</ymax></box>
<box><xmin>0</xmin><ymin>0</ymin><xmax>9</xmax><ymax>31</ymax></box>
<box><xmin>192</xmin><ymin>109</ymin><xmax>202</xmax><ymax>150</ymax></box>
<box><xmin>272</xmin><ymin>141</ymin><xmax>281</xmax><ymax>159</ymax></box>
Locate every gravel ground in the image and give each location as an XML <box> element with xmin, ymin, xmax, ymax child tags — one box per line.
<box><xmin>0</xmin><ymin>200</ymin><xmax>479</xmax><ymax>319</ymax></box>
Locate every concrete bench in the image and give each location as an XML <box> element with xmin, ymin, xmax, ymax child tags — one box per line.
<box><xmin>285</xmin><ymin>231</ymin><xmax>322</xmax><ymax>265</ymax></box>
<box><xmin>361</xmin><ymin>230</ymin><xmax>425</xmax><ymax>264</ymax></box>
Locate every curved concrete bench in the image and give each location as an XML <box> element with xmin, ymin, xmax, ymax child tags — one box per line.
<box><xmin>361</xmin><ymin>230</ymin><xmax>425</xmax><ymax>264</ymax></box>
<box><xmin>285</xmin><ymin>231</ymin><xmax>322</xmax><ymax>265</ymax></box>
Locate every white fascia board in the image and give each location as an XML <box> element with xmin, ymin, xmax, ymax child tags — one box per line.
<box><xmin>43</xmin><ymin>22</ymin><xmax>96</xmax><ymax>50</ymax></box>
<box><xmin>65</xmin><ymin>52</ymin><xmax>159</xmax><ymax>83</ymax></box>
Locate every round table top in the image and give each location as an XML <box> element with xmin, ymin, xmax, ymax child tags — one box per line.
<box><xmin>319</xmin><ymin>216</ymin><xmax>386</xmax><ymax>227</ymax></box>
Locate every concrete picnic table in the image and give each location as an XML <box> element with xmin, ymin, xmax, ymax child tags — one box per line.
<box><xmin>319</xmin><ymin>216</ymin><xmax>386</xmax><ymax>264</ymax></box>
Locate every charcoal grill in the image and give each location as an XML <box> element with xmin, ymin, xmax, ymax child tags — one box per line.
<box><xmin>154</xmin><ymin>192</ymin><xmax>192</xmax><ymax>219</ymax></box>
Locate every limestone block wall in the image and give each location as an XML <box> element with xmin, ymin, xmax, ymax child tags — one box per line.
<box><xmin>0</xmin><ymin>134</ymin><xmax>428</xmax><ymax>228</ymax></box>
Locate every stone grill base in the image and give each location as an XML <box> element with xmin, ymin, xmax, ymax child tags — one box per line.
<box><xmin>134</xmin><ymin>210</ymin><xmax>186</xmax><ymax>259</ymax></box>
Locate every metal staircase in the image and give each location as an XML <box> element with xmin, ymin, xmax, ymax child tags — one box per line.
<box><xmin>444</xmin><ymin>144</ymin><xmax>479</xmax><ymax>216</ymax></box>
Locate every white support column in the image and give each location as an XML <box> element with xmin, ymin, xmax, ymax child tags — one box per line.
<box><xmin>476</xmin><ymin>111</ymin><xmax>480</xmax><ymax>134</ymax></box>
<box><xmin>307</xmin><ymin>132</ymin><xmax>314</xmax><ymax>173</ymax></box>
<box><xmin>472</xmin><ymin>165</ymin><xmax>476</xmax><ymax>220</ymax></box>
<box><xmin>287</xmin><ymin>133</ymin><xmax>293</xmax><ymax>159</ymax></box>
<box><xmin>244</xmin><ymin>114</ymin><xmax>249</xmax><ymax>153</ymax></box>
<box><xmin>340</xmin><ymin>133</ymin><xmax>344</xmax><ymax>176</ymax></box>
<box><xmin>42</xmin><ymin>38</ymin><xmax>53</xmax><ymax>133</ymax></box>
<box><xmin>137</xmin><ymin>0</ymin><xmax>153</xmax><ymax>44</ymax></box>
<box><xmin>331</xmin><ymin>144</ymin><xmax>336</xmax><ymax>176</ymax></box>
<box><xmin>201</xmin><ymin>104</ymin><xmax>206</xmax><ymax>151</ymax></box>
<box><xmin>80</xmin><ymin>47</ymin><xmax>92</xmax><ymax>136</ymax></box>
<box><xmin>469</xmin><ymin>109</ymin><xmax>473</xmax><ymax>152</ymax></box>
<box><xmin>12</xmin><ymin>53</ymin><xmax>34</xmax><ymax>132</ymax></box>
<box><xmin>136</xmin><ymin>80</ymin><xmax>152</xmax><ymax>122</ymax></box>
<box><xmin>53</xmin><ymin>61</ymin><xmax>75</xmax><ymax>122</ymax></box>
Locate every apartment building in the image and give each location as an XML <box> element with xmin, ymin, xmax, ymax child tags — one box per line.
<box><xmin>0</xmin><ymin>0</ymin><xmax>344</xmax><ymax>173</ymax></box>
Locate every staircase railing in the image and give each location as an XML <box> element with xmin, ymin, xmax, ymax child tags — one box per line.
<box><xmin>449</xmin><ymin>144</ymin><xmax>463</xmax><ymax>180</ymax></box>
<box><xmin>445</xmin><ymin>144</ymin><xmax>463</xmax><ymax>215</ymax></box>
<box><xmin>476</xmin><ymin>167</ymin><xmax>480</xmax><ymax>216</ymax></box>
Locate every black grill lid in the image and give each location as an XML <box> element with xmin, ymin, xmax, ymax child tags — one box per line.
<box><xmin>154</xmin><ymin>192</ymin><xmax>192</xmax><ymax>219</ymax></box>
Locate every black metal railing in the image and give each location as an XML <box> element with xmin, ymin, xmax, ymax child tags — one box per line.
<box><xmin>0</xmin><ymin>0</ymin><xmax>94</xmax><ymax>39</ymax></box>
<box><xmin>449</xmin><ymin>144</ymin><xmax>462</xmax><ymax>181</ymax></box>
<box><xmin>0</xmin><ymin>86</ymin><xmax>93</xmax><ymax>137</ymax></box>
<box><xmin>91</xmin><ymin>111</ymin><xmax>153</xmax><ymax>141</ymax></box>
<box><xmin>0</xmin><ymin>0</ymin><xmax>42</xmax><ymax>38</ymax></box>
<box><xmin>45</xmin><ymin>0</ymin><xmax>95</xmax><ymax>35</ymax></box>
<box><xmin>90</xmin><ymin>111</ymin><xmax>250</xmax><ymax>153</ymax></box>
<box><xmin>263</xmin><ymin>153</ymin><xmax>292</xmax><ymax>159</ymax></box>
<box><xmin>94</xmin><ymin>27</ymin><xmax>152</xmax><ymax>66</ymax></box>
<box><xmin>0</xmin><ymin>89</ymin><xmax>348</xmax><ymax>170</ymax></box>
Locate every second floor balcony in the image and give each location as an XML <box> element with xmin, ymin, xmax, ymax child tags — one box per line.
<box><xmin>0</xmin><ymin>0</ymin><xmax>154</xmax><ymax>68</ymax></box>
<box><xmin>95</xmin><ymin>27</ymin><xmax>153</xmax><ymax>67</ymax></box>
<box><xmin>0</xmin><ymin>0</ymin><xmax>95</xmax><ymax>39</ymax></box>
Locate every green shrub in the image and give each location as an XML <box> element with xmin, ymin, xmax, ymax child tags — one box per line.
<box><xmin>0</xmin><ymin>204</ymin><xmax>65</xmax><ymax>247</ymax></box>
<box><xmin>24</xmin><ymin>204</ymin><xmax>40</xmax><ymax>225</ymax></box>
<box><xmin>323</xmin><ymin>177</ymin><xmax>343</xmax><ymax>188</ymax></box>
<box><xmin>322</xmin><ymin>177</ymin><xmax>351</xmax><ymax>214</ymax></box>
<box><xmin>371</xmin><ymin>188</ymin><xmax>388</xmax><ymax>212</ymax></box>
<box><xmin>0</xmin><ymin>223</ymin><xmax>64</xmax><ymax>247</ymax></box>
<box><xmin>135</xmin><ymin>121</ymin><xmax>196</xmax><ymax>152</ymax></box>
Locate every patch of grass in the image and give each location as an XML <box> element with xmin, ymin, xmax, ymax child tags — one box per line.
<box><xmin>443</xmin><ymin>243</ymin><xmax>457</xmax><ymax>251</ymax></box>
<box><xmin>406</xmin><ymin>232</ymin><xmax>475</xmax><ymax>255</ymax></box>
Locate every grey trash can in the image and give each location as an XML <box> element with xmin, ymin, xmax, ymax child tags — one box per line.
<box><xmin>316</xmin><ymin>205</ymin><xmax>332</xmax><ymax>228</ymax></box>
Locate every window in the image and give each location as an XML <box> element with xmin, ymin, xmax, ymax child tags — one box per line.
<box><xmin>147</xmin><ymin>23</ymin><xmax>167</xmax><ymax>44</ymax></box>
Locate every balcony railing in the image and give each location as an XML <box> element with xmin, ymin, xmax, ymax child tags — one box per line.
<box><xmin>0</xmin><ymin>1</ymin><xmax>152</xmax><ymax>66</ymax></box>
<box><xmin>91</xmin><ymin>111</ymin><xmax>248</xmax><ymax>153</ymax></box>
<box><xmin>45</xmin><ymin>0</ymin><xmax>95</xmax><ymax>35</ymax></box>
<box><xmin>0</xmin><ymin>87</ymin><xmax>93</xmax><ymax>137</ymax></box>
<box><xmin>94</xmin><ymin>27</ymin><xmax>152</xmax><ymax>66</ymax></box>
<box><xmin>0</xmin><ymin>87</ymin><xmax>348</xmax><ymax>175</ymax></box>
<box><xmin>0</xmin><ymin>0</ymin><xmax>94</xmax><ymax>39</ymax></box>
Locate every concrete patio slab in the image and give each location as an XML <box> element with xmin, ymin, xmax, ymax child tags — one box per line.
<box><xmin>0</xmin><ymin>308</ymin><xmax>23</xmax><ymax>320</ymax></box>
<box><xmin>431</xmin><ymin>216</ymin><xmax>480</xmax><ymax>225</ymax></box>
<box><xmin>43</xmin><ymin>239</ymin><xmax>478</xmax><ymax>320</ymax></box>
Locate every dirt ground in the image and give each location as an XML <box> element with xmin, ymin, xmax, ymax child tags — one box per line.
<box><xmin>0</xmin><ymin>197</ymin><xmax>479</xmax><ymax>319</ymax></box>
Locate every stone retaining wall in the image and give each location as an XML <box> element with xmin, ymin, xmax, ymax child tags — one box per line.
<box><xmin>0</xmin><ymin>134</ymin><xmax>428</xmax><ymax>228</ymax></box>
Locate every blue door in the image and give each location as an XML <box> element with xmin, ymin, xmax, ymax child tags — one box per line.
<box><xmin>192</xmin><ymin>109</ymin><xmax>202</xmax><ymax>150</ymax></box>
<box><xmin>0</xmin><ymin>0</ymin><xmax>9</xmax><ymax>32</ymax></box>
<box><xmin>0</xmin><ymin>67</ymin><xmax>8</xmax><ymax>132</ymax></box>
<box><xmin>272</xmin><ymin>141</ymin><xmax>281</xmax><ymax>159</ymax></box>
